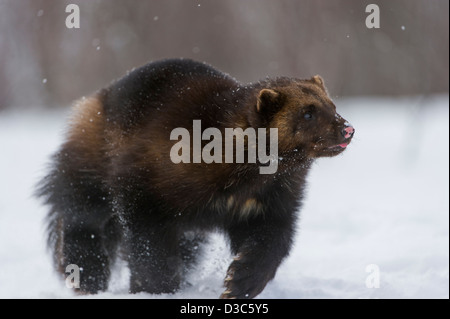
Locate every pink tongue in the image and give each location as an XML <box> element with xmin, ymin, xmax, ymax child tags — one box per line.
<box><xmin>339</xmin><ymin>143</ymin><xmax>348</xmax><ymax>148</ymax></box>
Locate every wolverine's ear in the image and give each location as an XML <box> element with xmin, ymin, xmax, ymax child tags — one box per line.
<box><xmin>256</xmin><ymin>89</ymin><xmax>281</xmax><ymax>113</ymax></box>
<box><xmin>312</xmin><ymin>75</ymin><xmax>324</xmax><ymax>86</ymax></box>
<box><xmin>311</xmin><ymin>75</ymin><xmax>328</xmax><ymax>91</ymax></box>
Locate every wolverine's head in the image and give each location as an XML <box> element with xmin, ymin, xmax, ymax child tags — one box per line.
<box><xmin>254</xmin><ymin>75</ymin><xmax>354</xmax><ymax>159</ymax></box>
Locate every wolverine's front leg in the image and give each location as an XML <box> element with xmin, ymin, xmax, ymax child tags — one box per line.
<box><xmin>221</xmin><ymin>215</ymin><xmax>296</xmax><ymax>299</ymax></box>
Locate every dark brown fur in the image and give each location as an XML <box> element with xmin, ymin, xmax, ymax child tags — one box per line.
<box><xmin>37</xmin><ymin>58</ymin><xmax>354</xmax><ymax>298</ymax></box>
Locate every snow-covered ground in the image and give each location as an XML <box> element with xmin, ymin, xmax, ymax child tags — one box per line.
<box><xmin>0</xmin><ymin>96</ymin><xmax>448</xmax><ymax>299</ymax></box>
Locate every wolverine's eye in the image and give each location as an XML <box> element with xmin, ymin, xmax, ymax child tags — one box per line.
<box><xmin>303</xmin><ymin>105</ymin><xmax>316</xmax><ymax>120</ymax></box>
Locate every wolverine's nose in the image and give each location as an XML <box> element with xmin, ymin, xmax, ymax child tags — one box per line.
<box><xmin>342</xmin><ymin>125</ymin><xmax>355</xmax><ymax>139</ymax></box>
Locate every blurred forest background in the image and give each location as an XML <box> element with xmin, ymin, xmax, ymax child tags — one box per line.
<box><xmin>0</xmin><ymin>0</ymin><xmax>448</xmax><ymax>109</ymax></box>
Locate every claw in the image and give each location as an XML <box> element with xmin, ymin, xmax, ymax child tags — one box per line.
<box><xmin>220</xmin><ymin>290</ymin><xmax>236</xmax><ymax>299</ymax></box>
<box><xmin>220</xmin><ymin>289</ymin><xmax>233</xmax><ymax>299</ymax></box>
<box><xmin>233</xmin><ymin>253</ymin><xmax>242</xmax><ymax>261</ymax></box>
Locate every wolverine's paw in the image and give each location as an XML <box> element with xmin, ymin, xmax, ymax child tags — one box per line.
<box><xmin>219</xmin><ymin>253</ymin><xmax>273</xmax><ymax>299</ymax></box>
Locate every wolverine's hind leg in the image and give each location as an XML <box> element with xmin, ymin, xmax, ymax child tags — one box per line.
<box><xmin>42</xmin><ymin>168</ymin><xmax>119</xmax><ymax>294</ymax></box>
<box><xmin>58</xmin><ymin>218</ymin><xmax>113</xmax><ymax>293</ymax></box>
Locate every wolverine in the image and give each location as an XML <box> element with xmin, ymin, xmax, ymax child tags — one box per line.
<box><xmin>37</xmin><ymin>58</ymin><xmax>354</xmax><ymax>299</ymax></box>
